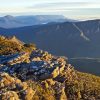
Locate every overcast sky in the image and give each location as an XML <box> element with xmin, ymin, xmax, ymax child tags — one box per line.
<box><xmin>0</xmin><ymin>0</ymin><xmax>100</xmax><ymax>19</ymax></box>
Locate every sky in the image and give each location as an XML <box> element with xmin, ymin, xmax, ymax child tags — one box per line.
<box><xmin>0</xmin><ymin>0</ymin><xmax>100</xmax><ymax>19</ymax></box>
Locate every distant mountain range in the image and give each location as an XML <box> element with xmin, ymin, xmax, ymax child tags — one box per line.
<box><xmin>0</xmin><ymin>19</ymin><xmax>100</xmax><ymax>58</ymax></box>
<box><xmin>0</xmin><ymin>15</ymin><xmax>76</xmax><ymax>28</ymax></box>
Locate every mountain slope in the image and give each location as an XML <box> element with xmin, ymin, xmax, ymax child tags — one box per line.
<box><xmin>0</xmin><ymin>36</ymin><xmax>100</xmax><ymax>100</ymax></box>
<box><xmin>1</xmin><ymin>19</ymin><xmax>100</xmax><ymax>58</ymax></box>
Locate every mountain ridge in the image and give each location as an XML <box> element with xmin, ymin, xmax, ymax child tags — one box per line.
<box><xmin>0</xmin><ymin>15</ymin><xmax>77</xmax><ymax>28</ymax></box>
<box><xmin>1</xmin><ymin>19</ymin><xmax>100</xmax><ymax>57</ymax></box>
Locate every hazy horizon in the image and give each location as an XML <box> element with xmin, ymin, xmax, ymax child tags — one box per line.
<box><xmin>0</xmin><ymin>14</ymin><xmax>100</xmax><ymax>21</ymax></box>
<box><xmin>0</xmin><ymin>0</ymin><xmax>100</xmax><ymax>20</ymax></box>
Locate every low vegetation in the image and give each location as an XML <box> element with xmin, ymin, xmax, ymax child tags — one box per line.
<box><xmin>0</xmin><ymin>35</ymin><xmax>36</xmax><ymax>55</ymax></box>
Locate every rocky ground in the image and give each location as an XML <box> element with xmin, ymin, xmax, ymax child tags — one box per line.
<box><xmin>0</xmin><ymin>49</ymin><xmax>75</xmax><ymax>99</ymax></box>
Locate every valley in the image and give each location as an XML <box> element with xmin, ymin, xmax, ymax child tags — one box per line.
<box><xmin>69</xmin><ymin>57</ymin><xmax>100</xmax><ymax>76</ymax></box>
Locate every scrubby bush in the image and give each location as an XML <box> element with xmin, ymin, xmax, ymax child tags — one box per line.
<box><xmin>0</xmin><ymin>36</ymin><xmax>36</xmax><ymax>55</ymax></box>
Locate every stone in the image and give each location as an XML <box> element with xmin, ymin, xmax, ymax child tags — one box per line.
<box><xmin>24</xmin><ymin>88</ymin><xmax>35</xmax><ymax>100</ymax></box>
<box><xmin>1</xmin><ymin>91</ymin><xmax>19</xmax><ymax>100</ymax></box>
<box><xmin>51</xmin><ymin>67</ymin><xmax>59</xmax><ymax>78</ymax></box>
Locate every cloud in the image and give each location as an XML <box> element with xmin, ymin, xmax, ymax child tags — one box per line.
<box><xmin>29</xmin><ymin>1</ymin><xmax>100</xmax><ymax>9</ymax></box>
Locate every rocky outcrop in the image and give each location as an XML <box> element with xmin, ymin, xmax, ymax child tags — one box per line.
<box><xmin>0</xmin><ymin>52</ymin><xmax>30</xmax><ymax>65</ymax></box>
<box><xmin>0</xmin><ymin>48</ymin><xmax>76</xmax><ymax>100</ymax></box>
<box><xmin>0</xmin><ymin>49</ymin><xmax>72</xmax><ymax>81</ymax></box>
